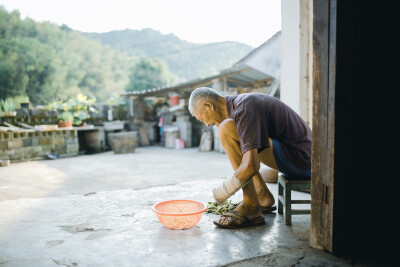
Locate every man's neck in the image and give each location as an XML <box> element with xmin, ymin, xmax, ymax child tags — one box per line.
<box><xmin>218</xmin><ymin>96</ymin><xmax>229</xmax><ymax>120</ymax></box>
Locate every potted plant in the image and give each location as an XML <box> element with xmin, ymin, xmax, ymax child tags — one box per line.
<box><xmin>47</xmin><ymin>94</ymin><xmax>97</xmax><ymax>127</ymax></box>
<box><xmin>69</xmin><ymin>94</ymin><xmax>97</xmax><ymax>126</ymax></box>
<box><xmin>0</xmin><ymin>99</ymin><xmax>16</xmax><ymax>116</ymax></box>
<box><xmin>58</xmin><ymin>111</ymin><xmax>74</xmax><ymax>127</ymax></box>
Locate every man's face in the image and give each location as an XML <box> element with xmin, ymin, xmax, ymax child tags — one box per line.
<box><xmin>194</xmin><ymin>102</ymin><xmax>221</xmax><ymax>127</ymax></box>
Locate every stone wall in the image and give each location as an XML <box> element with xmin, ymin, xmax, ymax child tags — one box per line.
<box><xmin>0</xmin><ymin>129</ymin><xmax>79</xmax><ymax>162</ymax></box>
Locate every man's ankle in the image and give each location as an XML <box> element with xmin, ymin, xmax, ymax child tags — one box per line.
<box><xmin>240</xmin><ymin>200</ymin><xmax>261</xmax><ymax>210</ymax></box>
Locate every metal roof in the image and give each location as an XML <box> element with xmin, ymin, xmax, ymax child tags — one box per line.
<box><xmin>120</xmin><ymin>65</ymin><xmax>272</xmax><ymax>98</ymax></box>
<box><xmin>223</xmin><ymin>64</ymin><xmax>272</xmax><ymax>86</ymax></box>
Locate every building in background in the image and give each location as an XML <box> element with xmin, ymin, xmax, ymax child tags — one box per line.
<box><xmin>281</xmin><ymin>0</ymin><xmax>313</xmax><ymax>126</ymax></box>
<box><xmin>120</xmin><ymin>32</ymin><xmax>282</xmax><ymax>151</ymax></box>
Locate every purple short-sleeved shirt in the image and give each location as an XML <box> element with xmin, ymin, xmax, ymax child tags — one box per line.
<box><xmin>225</xmin><ymin>93</ymin><xmax>311</xmax><ymax>171</ymax></box>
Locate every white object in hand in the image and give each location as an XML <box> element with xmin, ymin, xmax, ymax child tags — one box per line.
<box><xmin>213</xmin><ymin>174</ymin><xmax>249</xmax><ymax>204</ymax></box>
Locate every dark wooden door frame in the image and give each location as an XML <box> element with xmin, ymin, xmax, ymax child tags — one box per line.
<box><xmin>309</xmin><ymin>0</ymin><xmax>396</xmax><ymax>262</ymax></box>
<box><xmin>310</xmin><ymin>0</ymin><xmax>336</xmax><ymax>252</ymax></box>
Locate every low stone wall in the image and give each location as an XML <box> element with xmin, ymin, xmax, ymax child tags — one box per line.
<box><xmin>0</xmin><ymin>129</ymin><xmax>79</xmax><ymax>162</ymax></box>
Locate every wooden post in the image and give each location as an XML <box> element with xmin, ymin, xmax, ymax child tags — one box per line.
<box><xmin>284</xmin><ymin>185</ymin><xmax>292</xmax><ymax>226</ymax></box>
<box><xmin>309</xmin><ymin>0</ymin><xmax>336</xmax><ymax>252</ymax></box>
<box><xmin>278</xmin><ymin>181</ymin><xmax>283</xmax><ymax>214</ymax></box>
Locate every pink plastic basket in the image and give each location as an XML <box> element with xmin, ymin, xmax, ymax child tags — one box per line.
<box><xmin>152</xmin><ymin>200</ymin><xmax>207</xmax><ymax>230</ymax></box>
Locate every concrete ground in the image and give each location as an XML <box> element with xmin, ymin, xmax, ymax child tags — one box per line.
<box><xmin>0</xmin><ymin>147</ymin><xmax>353</xmax><ymax>266</ymax></box>
<box><xmin>0</xmin><ymin>147</ymin><xmax>233</xmax><ymax>201</ymax></box>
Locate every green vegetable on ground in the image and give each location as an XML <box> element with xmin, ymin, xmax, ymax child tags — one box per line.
<box><xmin>206</xmin><ymin>200</ymin><xmax>238</xmax><ymax>215</ymax></box>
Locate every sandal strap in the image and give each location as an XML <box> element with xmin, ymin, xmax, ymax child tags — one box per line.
<box><xmin>221</xmin><ymin>211</ymin><xmax>249</xmax><ymax>223</ymax></box>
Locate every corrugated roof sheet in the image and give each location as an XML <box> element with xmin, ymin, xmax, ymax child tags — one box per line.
<box><xmin>120</xmin><ymin>65</ymin><xmax>271</xmax><ymax>97</ymax></box>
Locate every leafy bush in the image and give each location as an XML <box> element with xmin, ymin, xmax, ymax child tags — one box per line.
<box><xmin>107</xmin><ymin>94</ymin><xmax>127</xmax><ymax>106</ymax></box>
<box><xmin>10</xmin><ymin>95</ymin><xmax>30</xmax><ymax>109</ymax></box>
<box><xmin>0</xmin><ymin>99</ymin><xmax>15</xmax><ymax>113</ymax></box>
<box><xmin>47</xmin><ymin>94</ymin><xmax>97</xmax><ymax>125</ymax></box>
<box><xmin>57</xmin><ymin>111</ymin><xmax>73</xmax><ymax>122</ymax></box>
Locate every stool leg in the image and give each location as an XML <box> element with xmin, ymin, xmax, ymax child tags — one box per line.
<box><xmin>278</xmin><ymin>182</ymin><xmax>283</xmax><ymax>214</ymax></box>
<box><xmin>284</xmin><ymin>186</ymin><xmax>292</xmax><ymax>226</ymax></box>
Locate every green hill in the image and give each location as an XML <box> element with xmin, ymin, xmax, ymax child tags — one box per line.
<box><xmin>0</xmin><ymin>7</ymin><xmax>133</xmax><ymax>105</ymax></box>
<box><xmin>82</xmin><ymin>29</ymin><xmax>253</xmax><ymax>82</ymax></box>
<box><xmin>0</xmin><ymin>7</ymin><xmax>253</xmax><ymax>106</ymax></box>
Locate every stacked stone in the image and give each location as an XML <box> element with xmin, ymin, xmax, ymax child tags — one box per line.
<box><xmin>0</xmin><ymin>129</ymin><xmax>79</xmax><ymax>162</ymax></box>
<box><xmin>175</xmin><ymin>115</ymin><xmax>192</xmax><ymax>148</ymax></box>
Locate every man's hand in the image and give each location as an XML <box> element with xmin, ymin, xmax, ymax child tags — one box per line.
<box><xmin>212</xmin><ymin>149</ymin><xmax>260</xmax><ymax>204</ymax></box>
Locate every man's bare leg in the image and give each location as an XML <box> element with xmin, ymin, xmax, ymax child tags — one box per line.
<box><xmin>219</xmin><ymin>119</ymin><xmax>277</xmax><ymax>207</ymax></box>
<box><xmin>255</xmin><ymin>139</ymin><xmax>279</xmax><ymax>207</ymax></box>
<box><xmin>217</xmin><ymin>119</ymin><xmax>276</xmax><ymax>225</ymax></box>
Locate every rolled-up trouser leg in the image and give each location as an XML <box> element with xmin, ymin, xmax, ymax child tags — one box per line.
<box><xmin>213</xmin><ymin>174</ymin><xmax>249</xmax><ymax>204</ymax></box>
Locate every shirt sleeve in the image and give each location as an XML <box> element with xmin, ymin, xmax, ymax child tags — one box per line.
<box><xmin>234</xmin><ymin>101</ymin><xmax>270</xmax><ymax>155</ymax></box>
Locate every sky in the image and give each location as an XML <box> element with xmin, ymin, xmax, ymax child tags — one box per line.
<box><xmin>0</xmin><ymin>0</ymin><xmax>281</xmax><ymax>47</ymax></box>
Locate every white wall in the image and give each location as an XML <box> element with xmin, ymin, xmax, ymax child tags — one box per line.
<box><xmin>239</xmin><ymin>32</ymin><xmax>281</xmax><ymax>79</ymax></box>
<box><xmin>281</xmin><ymin>0</ymin><xmax>300</xmax><ymax>114</ymax></box>
<box><xmin>281</xmin><ymin>0</ymin><xmax>312</xmax><ymax>125</ymax></box>
<box><xmin>307</xmin><ymin>0</ymin><xmax>313</xmax><ymax>127</ymax></box>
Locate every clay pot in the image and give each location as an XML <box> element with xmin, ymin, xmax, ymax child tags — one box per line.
<box><xmin>59</xmin><ymin>121</ymin><xmax>73</xmax><ymax>127</ymax></box>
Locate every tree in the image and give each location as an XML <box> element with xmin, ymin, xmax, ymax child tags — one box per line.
<box><xmin>0</xmin><ymin>7</ymin><xmax>132</xmax><ymax>105</ymax></box>
<box><xmin>125</xmin><ymin>57</ymin><xmax>175</xmax><ymax>92</ymax></box>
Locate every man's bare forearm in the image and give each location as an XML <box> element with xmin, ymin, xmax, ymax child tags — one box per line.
<box><xmin>212</xmin><ymin>149</ymin><xmax>260</xmax><ymax>204</ymax></box>
<box><xmin>234</xmin><ymin>148</ymin><xmax>260</xmax><ymax>182</ymax></box>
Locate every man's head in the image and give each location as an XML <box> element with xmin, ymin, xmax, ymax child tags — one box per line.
<box><xmin>188</xmin><ymin>87</ymin><xmax>228</xmax><ymax>127</ymax></box>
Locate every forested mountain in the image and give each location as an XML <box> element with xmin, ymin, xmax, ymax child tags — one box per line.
<box><xmin>82</xmin><ymin>29</ymin><xmax>253</xmax><ymax>82</ymax></box>
<box><xmin>0</xmin><ymin>7</ymin><xmax>253</xmax><ymax>106</ymax></box>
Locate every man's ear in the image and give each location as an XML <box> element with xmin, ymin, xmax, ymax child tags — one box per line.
<box><xmin>203</xmin><ymin>101</ymin><xmax>214</xmax><ymax>110</ymax></box>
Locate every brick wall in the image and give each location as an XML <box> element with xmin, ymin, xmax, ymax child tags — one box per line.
<box><xmin>0</xmin><ymin>129</ymin><xmax>79</xmax><ymax>162</ymax></box>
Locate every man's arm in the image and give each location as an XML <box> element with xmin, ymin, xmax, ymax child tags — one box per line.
<box><xmin>234</xmin><ymin>148</ymin><xmax>260</xmax><ymax>183</ymax></box>
<box><xmin>212</xmin><ymin>148</ymin><xmax>260</xmax><ymax>204</ymax></box>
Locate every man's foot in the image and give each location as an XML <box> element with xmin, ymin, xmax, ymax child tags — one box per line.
<box><xmin>254</xmin><ymin>175</ymin><xmax>276</xmax><ymax>208</ymax></box>
<box><xmin>255</xmin><ymin>189</ymin><xmax>275</xmax><ymax>208</ymax></box>
<box><xmin>213</xmin><ymin>210</ymin><xmax>265</xmax><ymax>229</ymax></box>
<box><xmin>217</xmin><ymin>202</ymin><xmax>261</xmax><ymax>227</ymax></box>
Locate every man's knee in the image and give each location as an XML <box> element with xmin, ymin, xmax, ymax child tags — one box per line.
<box><xmin>218</xmin><ymin>118</ymin><xmax>238</xmax><ymax>141</ymax></box>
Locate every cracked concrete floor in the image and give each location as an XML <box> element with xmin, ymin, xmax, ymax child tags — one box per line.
<box><xmin>0</xmin><ymin>147</ymin><xmax>352</xmax><ymax>266</ymax></box>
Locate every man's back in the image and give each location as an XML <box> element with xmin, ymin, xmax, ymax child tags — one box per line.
<box><xmin>225</xmin><ymin>93</ymin><xmax>311</xmax><ymax>171</ymax></box>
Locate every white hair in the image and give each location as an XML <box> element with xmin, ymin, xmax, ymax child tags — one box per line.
<box><xmin>188</xmin><ymin>87</ymin><xmax>222</xmax><ymax>115</ymax></box>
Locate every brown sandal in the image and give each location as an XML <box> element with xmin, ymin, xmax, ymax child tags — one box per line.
<box><xmin>213</xmin><ymin>210</ymin><xmax>265</xmax><ymax>229</ymax></box>
<box><xmin>261</xmin><ymin>206</ymin><xmax>276</xmax><ymax>213</ymax></box>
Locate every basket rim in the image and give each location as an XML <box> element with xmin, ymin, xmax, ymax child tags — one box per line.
<box><xmin>152</xmin><ymin>199</ymin><xmax>207</xmax><ymax>216</ymax></box>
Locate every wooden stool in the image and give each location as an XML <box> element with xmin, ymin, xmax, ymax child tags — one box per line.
<box><xmin>278</xmin><ymin>173</ymin><xmax>311</xmax><ymax>226</ymax></box>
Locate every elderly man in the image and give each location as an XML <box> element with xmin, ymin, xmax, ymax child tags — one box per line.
<box><xmin>188</xmin><ymin>87</ymin><xmax>311</xmax><ymax>229</ymax></box>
